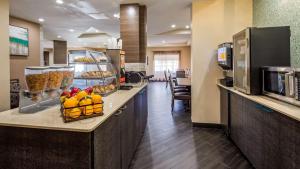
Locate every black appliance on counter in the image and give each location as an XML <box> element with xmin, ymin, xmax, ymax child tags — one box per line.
<box><xmin>217</xmin><ymin>42</ymin><xmax>233</xmax><ymax>87</ymax></box>
<box><xmin>219</xmin><ymin>78</ymin><xmax>233</xmax><ymax>87</ymax></box>
<box><xmin>262</xmin><ymin>67</ymin><xmax>300</xmax><ymax>107</ymax></box>
<box><xmin>124</xmin><ymin>71</ymin><xmax>154</xmax><ymax>86</ymax></box>
<box><xmin>233</xmin><ymin>26</ymin><xmax>291</xmax><ymax>95</ymax></box>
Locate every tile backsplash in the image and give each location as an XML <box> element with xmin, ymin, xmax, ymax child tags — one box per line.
<box><xmin>253</xmin><ymin>0</ymin><xmax>300</xmax><ymax>67</ymax></box>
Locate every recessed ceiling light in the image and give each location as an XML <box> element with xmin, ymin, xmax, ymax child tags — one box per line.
<box><xmin>56</xmin><ymin>0</ymin><xmax>64</xmax><ymax>4</ymax></box>
<box><xmin>38</xmin><ymin>18</ymin><xmax>45</xmax><ymax>22</ymax></box>
<box><xmin>113</xmin><ymin>13</ymin><xmax>120</xmax><ymax>19</ymax></box>
<box><xmin>69</xmin><ymin>29</ymin><xmax>74</xmax><ymax>32</ymax></box>
<box><xmin>171</xmin><ymin>24</ymin><xmax>176</xmax><ymax>28</ymax></box>
<box><xmin>57</xmin><ymin>35</ymin><xmax>62</xmax><ymax>38</ymax></box>
<box><xmin>95</xmin><ymin>30</ymin><xmax>99</xmax><ymax>33</ymax></box>
<box><xmin>185</xmin><ymin>25</ymin><xmax>190</xmax><ymax>29</ymax></box>
<box><xmin>162</xmin><ymin>40</ymin><xmax>166</xmax><ymax>43</ymax></box>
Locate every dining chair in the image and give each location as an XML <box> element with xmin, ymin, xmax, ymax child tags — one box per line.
<box><xmin>176</xmin><ymin>70</ymin><xmax>186</xmax><ymax>78</ymax></box>
<box><xmin>164</xmin><ymin>70</ymin><xmax>169</xmax><ymax>88</ymax></box>
<box><xmin>169</xmin><ymin>75</ymin><xmax>189</xmax><ymax>92</ymax></box>
<box><xmin>169</xmin><ymin>76</ymin><xmax>191</xmax><ymax>112</ymax></box>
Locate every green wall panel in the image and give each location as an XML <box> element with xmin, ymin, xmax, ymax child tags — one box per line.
<box><xmin>253</xmin><ymin>0</ymin><xmax>300</xmax><ymax>67</ymax></box>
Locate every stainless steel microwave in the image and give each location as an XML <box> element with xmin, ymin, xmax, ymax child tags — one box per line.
<box><xmin>262</xmin><ymin>67</ymin><xmax>300</xmax><ymax>107</ymax></box>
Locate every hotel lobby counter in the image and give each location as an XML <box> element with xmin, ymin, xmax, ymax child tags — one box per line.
<box><xmin>218</xmin><ymin>83</ymin><xmax>300</xmax><ymax>122</ymax></box>
<box><xmin>0</xmin><ymin>84</ymin><xmax>147</xmax><ymax>132</ymax></box>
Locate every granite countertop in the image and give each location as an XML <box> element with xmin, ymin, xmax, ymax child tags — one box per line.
<box><xmin>0</xmin><ymin>84</ymin><xmax>147</xmax><ymax>132</ymax></box>
<box><xmin>218</xmin><ymin>83</ymin><xmax>300</xmax><ymax>122</ymax></box>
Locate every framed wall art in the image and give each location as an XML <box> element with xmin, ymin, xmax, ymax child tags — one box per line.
<box><xmin>9</xmin><ymin>25</ymin><xmax>29</xmax><ymax>56</ymax></box>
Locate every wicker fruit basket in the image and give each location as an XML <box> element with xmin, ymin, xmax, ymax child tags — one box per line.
<box><xmin>61</xmin><ymin>102</ymin><xmax>104</xmax><ymax>123</ymax></box>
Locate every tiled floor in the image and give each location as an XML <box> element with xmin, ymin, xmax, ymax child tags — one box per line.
<box><xmin>130</xmin><ymin>82</ymin><xmax>253</xmax><ymax>169</ymax></box>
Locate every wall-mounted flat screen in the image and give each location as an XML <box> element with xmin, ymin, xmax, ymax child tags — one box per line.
<box><xmin>217</xmin><ymin>43</ymin><xmax>233</xmax><ymax>70</ymax></box>
<box><xmin>218</xmin><ymin>47</ymin><xmax>227</xmax><ymax>62</ymax></box>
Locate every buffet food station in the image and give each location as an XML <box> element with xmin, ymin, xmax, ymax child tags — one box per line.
<box><xmin>0</xmin><ymin>48</ymin><xmax>149</xmax><ymax>169</ymax></box>
<box><xmin>69</xmin><ymin>50</ymin><xmax>118</xmax><ymax>96</ymax></box>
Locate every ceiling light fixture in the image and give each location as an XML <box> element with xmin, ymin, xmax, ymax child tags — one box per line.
<box><xmin>185</xmin><ymin>25</ymin><xmax>190</xmax><ymax>29</ymax></box>
<box><xmin>113</xmin><ymin>13</ymin><xmax>120</xmax><ymax>19</ymax></box>
<box><xmin>171</xmin><ymin>24</ymin><xmax>176</xmax><ymax>28</ymax></box>
<box><xmin>69</xmin><ymin>29</ymin><xmax>75</xmax><ymax>32</ymax></box>
<box><xmin>95</xmin><ymin>30</ymin><xmax>99</xmax><ymax>33</ymax></box>
<box><xmin>57</xmin><ymin>35</ymin><xmax>62</xmax><ymax>38</ymax></box>
<box><xmin>128</xmin><ymin>7</ymin><xmax>136</xmax><ymax>16</ymax></box>
<box><xmin>56</xmin><ymin>0</ymin><xmax>64</xmax><ymax>5</ymax></box>
<box><xmin>38</xmin><ymin>18</ymin><xmax>45</xmax><ymax>22</ymax></box>
<box><xmin>162</xmin><ymin>40</ymin><xmax>166</xmax><ymax>43</ymax></box>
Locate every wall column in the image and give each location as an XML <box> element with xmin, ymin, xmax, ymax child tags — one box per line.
<box><xmin>53</xmin><ymin>40</ymin><xmax>67</xmax><ymax>64</ymax></box>
<box><xmin>120</xmin><ymin>3</ymin><xmax>147</xmax><ymax>71</ymax></box>
<box><xmin>0</xmin><ymin>0</ymin><xmax>11</xmax><ymax>111</ymax></box>
<box><xmin>191</xmin><ymin>0</ymin><xmax>253</xmax><ymax>124</ymax></box>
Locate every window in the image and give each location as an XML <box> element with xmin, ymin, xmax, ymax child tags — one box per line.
<box><xmin>153</xmin><ymin>51</ymin><xmax>180</xmax><ymax>79</ymax></box>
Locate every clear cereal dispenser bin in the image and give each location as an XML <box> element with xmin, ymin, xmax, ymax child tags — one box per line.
<box><xmin>24</xmin><ymin>66</ymin><xmax>49</xmax><ymax>102</ymax></box>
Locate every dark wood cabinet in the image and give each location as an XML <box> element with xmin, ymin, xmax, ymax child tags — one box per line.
<box><xmin>94</xmin><ymin>114</ymin><xmax>121</xmax><ymax>169</ymax></box>
<box><xmin>220</xmin><ymin>87</ymin><xmax>230</xmax><ymax>136</ymax></box>
<box><xmin>226</xmin><ymin>88</ymin><xmax>300</xmax><ymax>169</ymax></box>
<box><xmin>134</xmin><ymin>87</ymin><xmax>148</xmax><ymax>146</ymax></box>
<box><xmin>119</xmin><ymin>98</ymin><xmax>136</xmax><ymax>169</ymax></box>
<box><xmin>230</xmin><ymin>93</ymin><xmax>246</xmax><ymax>154</ymax></box>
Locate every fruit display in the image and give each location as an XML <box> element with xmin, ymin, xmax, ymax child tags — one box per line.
<box><xmin>60</xmin><ymin>87</ymin><xmax>104</xmax><ymax>122</ymax></box>
<box><xmin>81</xmin><ymin>71</ymin><xmax>113</xmax><ymax>78</ymax></box>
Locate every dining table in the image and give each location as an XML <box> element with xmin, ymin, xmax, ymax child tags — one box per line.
<box><xmin>176</xmin><ymin>77</ymin><xmax>191</xmax><ymax>86</ymax></box>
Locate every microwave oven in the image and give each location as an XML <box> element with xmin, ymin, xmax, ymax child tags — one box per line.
<box><xmin>262</xmin><ymin>67</ymin><xmax>300</xmax><ymax>107</ymax></box>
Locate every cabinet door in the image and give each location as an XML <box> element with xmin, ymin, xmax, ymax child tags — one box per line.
<box><xmin>93</xmin><ymin>115</ymin><xmax>121</xmax><ymax>169</ymax></box>
<box><xmin>220</xmin><ymin>88</ymin><xmax>229</xmax><ymax>136</ymax></box>
<box><xmin>120</xmin><ymin>98</ymin><xmax>135</xmax><ymax>169</ymax></box>
<box><xmin>244</xmin><ymin>100</ymin><xmax>264</xmax><ymax>169</ymax></box>
<box><xmin>280</xmin><ymin>114</ymin><xmax>296</xmax><ymax>169</ymax></box>
<box><xmin>126</xmin><ymin>98</ymin><xmax>136</xmax><ymax>162</ymax></box>
<box><xmin>230</xmin><ymin>93</ymin><xmax>245</xmax><ymax>152</ymax></box>
<box><xmin>135</xmin><ymin>87</ymin><xmax>148</xmax><ymax>141</ymax></box>
<box><xmin>141</xmin><ymin>88</ymin><xmax>148</xmax><ymax>132</ymax></box>
<box><xmin>262</xmin><ymin>107</ymin><xmax>280</xmax><ymax>169</ymax></box>
<box><xmin>134</xmin><ymin>91</ymin><xmax>142</xmax><ymax>148</ymax></box>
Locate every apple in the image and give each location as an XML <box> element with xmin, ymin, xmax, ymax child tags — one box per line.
<box><xmin>85</xmin><ymin>87</ymin><xmax>94</xmax><ymax>94</ymax></box>
<box><xmin>70</xmin><ymin>87</ymin><xmax>81</xmax><ymax>96</ymax></box>
<box><xmin>61</xmin><ymin>91</ymin><xmax>70</xmax><ymax>97</ymax></box>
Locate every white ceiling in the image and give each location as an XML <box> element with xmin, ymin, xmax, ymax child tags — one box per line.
<box><xmin>10</xmin><ymin>0</ymin><xmax>192</xmax><ymax>48</ymax></box>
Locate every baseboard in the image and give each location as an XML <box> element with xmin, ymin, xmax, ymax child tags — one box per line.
<box><xmin>192</xmin><ymin>123</ymin><xmax>224</xmax><ymax>129</ymax></box>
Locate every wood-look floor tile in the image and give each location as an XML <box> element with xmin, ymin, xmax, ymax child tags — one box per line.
<box><xmin>130</xmin><ymin>83</ymin><xmax>253</xmax><ymax>169</ymax></box>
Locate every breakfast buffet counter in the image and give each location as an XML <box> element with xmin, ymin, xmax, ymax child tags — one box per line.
<box><xmin>0</xmin><ymin>84</ymin><xmax>147</xmax><ymax>132</ymax></box>
<box><xmin>218</xmin><ymin>83</ymin><xmax>300</xmax><ymax>122</ymax></box>
<box><xmin>0</xmin><ymin>84</ymin><xmax>148</xmax><ymax>169</ymax></box>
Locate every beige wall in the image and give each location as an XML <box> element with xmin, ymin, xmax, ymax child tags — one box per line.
<box><xmin>146</xmin><ymin>46</ymin><xmax>191</xmax><ymax>76</ymax></box>
<box><xmin>191</xmin><ymin>0</ymin><xmax>252</xmax><ymax>124</ymax></box>
<box><xmin>10</xmin><ymin>17</ymin><xmax>41</xmax><ymax>89</ymax></box>
<box><xmin>0</xmin><ymin>0</ymin><xmax>10</xmax><ymax>111</ymax></box>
